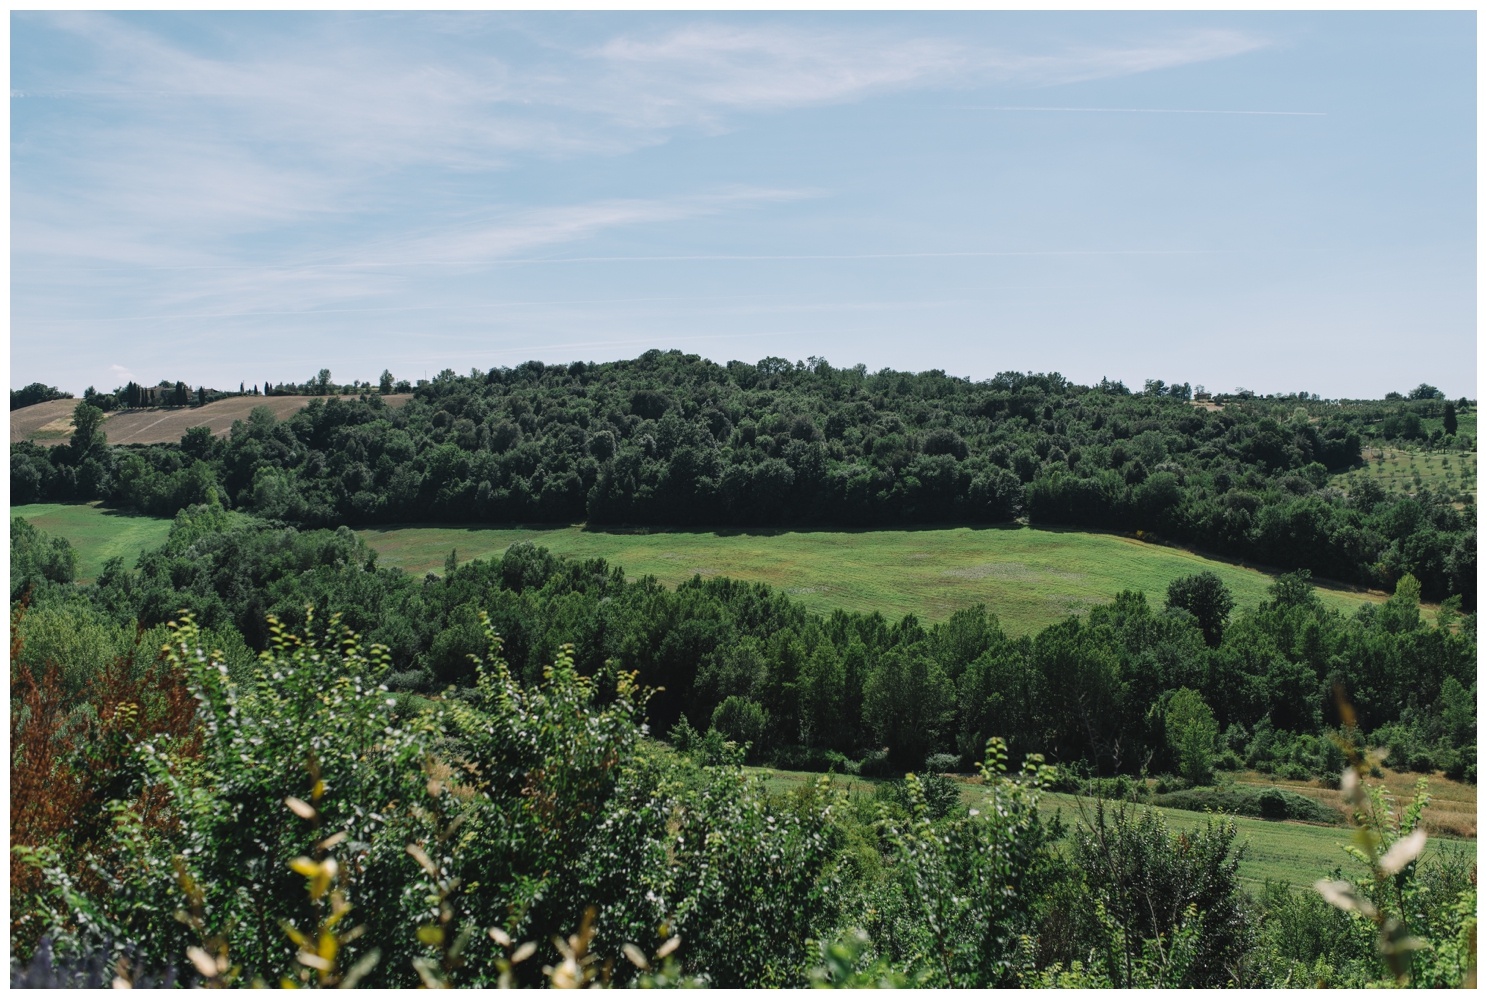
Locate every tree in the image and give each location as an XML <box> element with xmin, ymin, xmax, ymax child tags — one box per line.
<box><xmin>11</xmin><ymin>383</ymin><xmax>71</xmax><ymax>410</ymax></box>
<box><xmin>1165</xmin><ymin>687</ymin><xmax>1218</xmax><ymax>785</ymax></box>
<box><xmin>317</xmin><ymin>369</ymin><xmax>332</xmax><ymax>393</ymax></box>
<box><xmin>379</xmin><ymin>370</ymin><xmax>394</xmax><ymax>394</ymax></box>
<box><xmin>711</xmin><ymin>696</ymin><xmax>770</xmax><ymax>755</ymax></box>
<box><xmin>68</xmin><ymin>401</ymin><xmax>106</xmax><ymax>457</ymax></box>
<box><xmin>1443</xmin><ymin>402</ymin><xmax>1457</xmax><ymax>436</ymax></box>
<box><xmin>1164</xmin><ymin>572</ymin><xmax>1236</xmax><ymax>648</ymax></box>
<box><xmin>1408</xmin><ymin>384</ymin><xmax>1443</xmax><ymax>401</ymax></box>
<box><xmin>864</xmin><ymin>647</ymin><xmax>955</xmax><ymax>769</ymax></box>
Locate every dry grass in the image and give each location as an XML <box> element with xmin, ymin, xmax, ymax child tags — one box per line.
<box><xmin>10</xmin><ymin>399</ymin><xmax>80</xmax><ymax>443</ymax></box>
<box><xmin>1232</xmin><ymin>769</ymin><xmax>1476</xmax><ymax>839</ymax></box>
<box><xmin>12</xmin><ymin>394</ymin><xmax>413</xmax><ymax>447</ymax></box>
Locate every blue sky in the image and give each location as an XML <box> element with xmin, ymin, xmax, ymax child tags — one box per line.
<box><xmin>10</xmin><ymin>11</ymin><xmax>1476</xmax><ymax>399</ymax></box>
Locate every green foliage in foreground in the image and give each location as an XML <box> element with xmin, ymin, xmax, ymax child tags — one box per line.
<box><xmin>12</xmin><ymin>612</ymin><xmax>1474</xmax><ymax>988</ymax></box>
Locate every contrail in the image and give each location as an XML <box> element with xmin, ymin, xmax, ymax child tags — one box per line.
<box><xmin>947</xmin><ymin>105</ymin><xmax>1325</xmax><ymax>116</ymax></box>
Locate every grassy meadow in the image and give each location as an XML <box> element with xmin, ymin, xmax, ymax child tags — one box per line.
<box><xmin>357</xmin><ymin>521</ymin><xmax>1395</xmax><ymax>631</ymax></box>
<box><xmin>11</xmin><ymin>501</ymin><xmax>175</xmax><ymax>581</ymax></box>
<box><xmin>747</xmin><ymin>767</ymin><xmax>1474</xmax><ymax>890</ymax></box>
<box><xmin>10</xmin><ymin>502</ymin><xmax>1412</xmax><ymax>631</ymax></box>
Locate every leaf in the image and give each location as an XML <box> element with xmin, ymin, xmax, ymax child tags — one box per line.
<box><xmin>622</xmin><ymin>943</ymin><xmax>650</xmax><ymax>970</ymax></box>
<box><xmin>657</xmin><ymin>935</ymin><xmax>681</xmax><ymax>958</ymax></box>
<box><xmin>512</xmin><ymin>941</ymin><xmax>537</xmax><ymax>964</ymax></box>
<box><xmin>417</xmin><ymin>925</ymin><xmax>445</xmax><ymax>948</ymax></box>
<box><xmin>406</xmin><ymin>844</ymin><xmax>439</xmax><ymax>879</ymax></box>
<box><xmin>1314</xmin><ymin>879</ymin><xmax>1378</xmax><ymax>919</ymax></box>
<box><xmin>285</xmin><ymin>796</ymin><xmax>317</xmax><ymax>820</ymax></box>
<box><xmin>489</xmin><ymin>927</ymin><xmax>513</xmax><ymax>947</ymax></box>
<box><xmin>338</xmin><ymin>949</ymin><xmax>380</xmax><ymax>989</ymax></box>
<box><xmin>297</xmin><ymin>952</ymin><xmax>332</xmax><ymax>971</ymax></box>
<box><xmin>186</xmin><ymin>947</ymin><xmax>218</xmax><ymax>979</ymax></box>
<box><xmin>318</xmin><ymin>830</ymin><xmax>348</xmax><ymax>852</ymax></box>
<box><xmin>288</xmin><ymin>856</ymin><xmax>320</xmax><ymax>879</ymax></box>
<box><xmin>1378</xmin><ymin>829</ymin><xmax>1427</xmax><ymax>875</ymax></box>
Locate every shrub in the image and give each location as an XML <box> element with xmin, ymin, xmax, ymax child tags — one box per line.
<box><xmin>1054</xmin><ymin>800</ymin><xmax>1251</xmax><ymax>987</ymax></box>
<box><xmin>711</xmin><ymin>696</ymin><xmax>770</xmax><ymax>756</ymax></box>
<box><xmin>877</xmin><ymin>772</ymin><xmax>962</xmax><ymax>820</ymax></box>
<box><xmin>1444</xmin><ymin>746</ymin><xmax>1474</xmax><ymax>782</ymax></box>
<box><xmin>864</xmin><ymin>744</ymin><xmax>1063</xmax><ymax>986</ymax></box>
<box><xmin>1258</xmin><ymin>787</ymin><xmax>1289</xmax><ymax>819</ymax></box>
<box><xmin>924</xmin><ymin>752</ymin><xmax>962</xmax><ymax>773</ymax></box>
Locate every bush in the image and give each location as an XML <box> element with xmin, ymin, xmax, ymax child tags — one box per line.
<box><xmin>1278</xmin><ymin>762</ymin><xmax>1312</xmax><ymax>781</ymax></box>
<box><xmin>711</xmin><ymin>696</ymin><xmax>770</xmax><ymax>758</ymax></box>
<box><xmin>1258</xmin><ymin>787</ymin><xmax>1289</xmax><ymax>819</ymax></box>
<box><xmin>876</xmin><ymin>772</ymin><xmax>961</xmax><ymax>820</ymax></box>
<box><xmin>1065</xmin><ymin>801</ymin><xmax>1252</xmax><ymax>986</ymax></box>
<box><xmin>15</xmin><ymin>614</ymin><xmax>845</xmax><ymax>987</ymax></box>
<box><xmin>1215</xmin><ymin>750</ymin><xmax>1244</xmax><ymax>771</ymax></box>
<box><xmin>769</xmin><ymin>745</ymin><xmax>852</xmax><ymax>773</ymax></box>
<box><xmin>1444</xmin><ymin>746</ymin><xmax>1475</xmax><ymax>782</ymax></box>
<box><xmin>924</xmin><ymin>752</ymin><xmax>961</xmax><ymax>773</ymax></box>
<box><xmin>857</xmin><ymin>750</ymin><xmax>896</xmax><ymax>778</ymax></box>
<box><xmin>1409</xmin><ymin>751</ymin><xmax>1436</xmax><ymax>774</ymax></box>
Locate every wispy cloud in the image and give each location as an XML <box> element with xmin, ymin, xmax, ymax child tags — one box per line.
<box><xmin>12</xmin><ymin>12</ymin><xmax>1277</xmax><ymax>387</ymax></box>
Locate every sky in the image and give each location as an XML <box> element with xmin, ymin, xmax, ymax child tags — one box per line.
<box><xmin>10</xmin><ymin>11</ymin><xmax>1477</xmax><ymax>399</ymax></box>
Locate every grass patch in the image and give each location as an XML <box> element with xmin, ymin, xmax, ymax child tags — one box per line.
<box><xmin>745</xmin><ymin>767</ymin><xmax>1470</xmax><ymax>889</ymax></box>
<box><xmin>10</xmin><ymin>501</ymin><xmax>175</xmax><ymax>582</ymax></box>
<box><xmin>1335</xmin><ymin>446</ymin><xmax>1477</xmax><ymax>507</ymax></box>
<box><xmin>358</xmin><ymin>522</ymin><xmax>1395</xmax><ymax>631</ymax></box>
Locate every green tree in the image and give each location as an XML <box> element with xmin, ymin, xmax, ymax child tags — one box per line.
<box><xmin>1164</xmin><ymin>571</ymin><xmax>1235</xmax><ymax>648</ymax></box>
<box><xmin>379</xmin><ymin>369</ymin><xmax>394</xmax><ymax>394</ymax></box>
<box><xmin>711</xmin><ymin>696</ymin><xmax>770</xmax><ymax>756</ymax></box>
<box><xmin>1165</xmin><ymin>687</ymin><xmax>1219</xmax><ymax>786</ymax></box>
<box><xmin>798</xmin><ymin>641</ymin><xmax>846</xmax><ymax>748</ymax></box>
<box><xmin>1442</xmin><ymin>401</ymin><xmax>1458</xmax><ymax>436</ymax></box>
<box><xmin>68</xmin><ymin>401</ymin><xmax>106</xmax><ymax>457</ymax></box>
<box><xmin>9</xmin><ymin>517</ymin><xmax>77</xmax><ymax>598</ymax></box>
<box><xmin>864</xmin><ymin>647</ymin><xmax>955</xmax><ymax>769</ymax></box>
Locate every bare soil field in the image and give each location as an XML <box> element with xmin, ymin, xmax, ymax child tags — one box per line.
<box><xmin>13</xmin><ymin>394</ymin><xmax>412</xmax><ymax>447</ymax></box>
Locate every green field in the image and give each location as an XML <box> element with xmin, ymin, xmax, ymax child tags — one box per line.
<box><xmin>8</xmin><ymin>502</ymin><xmax>1405</xmax><ymax>632</ymax></box>
<box><xmin>1333</xmin><ymin>447</ymin><xmax>1478</xmax><ymax>507</ymax></box>
<box><xmin>357</xmin><ymin>522</ymin><xmax>1392</xmax><ymax>631</ymax></box>
<box><xmin>748</xmin><ymin>768</ymin><xmax>1468</xmax><ymax>890</ymax></box>
<box><xmin>10</xmin><ymin>502</ymin><xmax>175</xmax><ymax>581</ymax></box>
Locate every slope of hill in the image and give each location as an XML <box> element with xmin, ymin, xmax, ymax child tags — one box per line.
<box><xmin>11</xmin><ymin>393</ymin><xmax>413</xmax><ymax>446</ymax></box>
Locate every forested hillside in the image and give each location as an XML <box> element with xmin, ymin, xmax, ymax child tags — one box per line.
<box><xmin>11</xmin><ymin>352</ymin><xmax>1475</xmax><ymax>604</ymax></box>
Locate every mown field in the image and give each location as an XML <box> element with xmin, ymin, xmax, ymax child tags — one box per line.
<box><xmin>9</xmin><ymin>502</ymin><xmax>1416</xmax><ymax>631</ymax></box>
<box><xmin>748</xmin><ymin>767</ymin><xmax>1474</xmax><ymax>890</ymax></box>
<box><xmin>11</xmin><ymin>502</ymin><xmax>176</xmax><ymax>581</ymax></box>
<box><xmin>357</xmin><ymin>522</ymin><xmax>1397</xmax><ymax>631</ymax></box>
